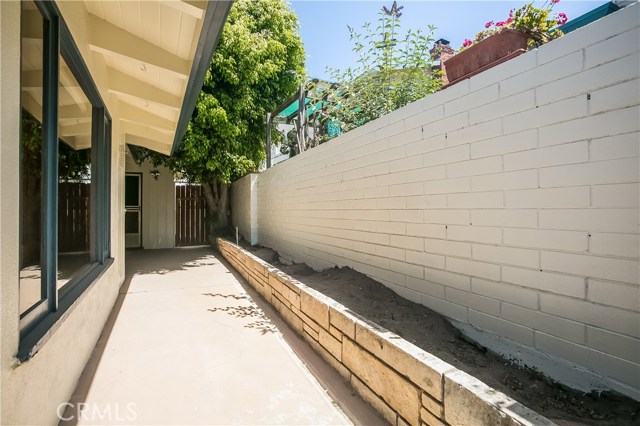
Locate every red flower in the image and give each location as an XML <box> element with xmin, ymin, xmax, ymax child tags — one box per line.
<box><xmin>463</xmin><ymin>39</ymin><xmax>473</xmax><ymax>48</ymax></box>
<box><xmin>552</xmin><ymin>0</ymin><xmax>560</xmax><ymax>3</ymax></box>
<box><xmin>556</xmin><ymin>12</ymin><xmax>568</xmax><ymax>25</ymax></box>
<box><xmin>485</xmin><ymin>20</ymin><xmax>494</xmax><ymax>28</ymax></box>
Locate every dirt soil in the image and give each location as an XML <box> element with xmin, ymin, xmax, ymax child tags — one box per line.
<box><xmin>241</xmin><ymin>244</ymin><xmax>639</xmax><ymax>426</ymax></box>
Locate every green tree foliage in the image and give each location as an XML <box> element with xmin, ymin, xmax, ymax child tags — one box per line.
<box><xmin>146</xmin><ymin>0</ymin><xmax>305</xmax><ymax>231</ymax></box>
<box><xmin>317</xmin><ymin>1</ymin><xmax>441</xmax><ymax>134</ymax></box>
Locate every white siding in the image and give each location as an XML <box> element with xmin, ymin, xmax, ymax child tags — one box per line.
<box><xmin>125</xmin><ymin>155</ymin><xmax>176</xmax><ymax>249</ymax></box>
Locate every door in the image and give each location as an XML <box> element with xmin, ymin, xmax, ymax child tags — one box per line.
<box><xmin>125</xmin><ymin>174</ymin><xmax>141</xmax><ymax>248</ymax></box>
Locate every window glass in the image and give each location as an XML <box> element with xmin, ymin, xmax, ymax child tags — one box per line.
<box><xmin>19</xmin><ymin>0</ymin><xmax>45</xmax><ymax>316</ymax></box>
<box><xmin>18</xmin><ymin>0</ymin><xmax>111</xmax><ymax>342</ymax></box>
<box><xmin>57</xmin><ymin>57</ymin><xmax>93</xmax><ymax>288</ymax></box>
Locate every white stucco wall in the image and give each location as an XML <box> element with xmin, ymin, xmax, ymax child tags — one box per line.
<box><xmin>125</xmin><ymin>155</ymin><xmax>176</xmax><ymax>249</ymax></box>
<box><xmin>1</xmin><ymin>2</ymin><xmax>126</xmax><ymax>424</ymax></box>
<box><xmin>231</xmin><ymin>173</ymin><xmax>258</xmax><ymax>245</ymax></box>
<box><xmin>0</xmin><ymin>2</ymin><xmax>22</xmax><ymax>423</ymax></box>
<box><xmin>235</xmin><ymin>5</ymin><xmax>640</xmax><ymax>399</ymax></box>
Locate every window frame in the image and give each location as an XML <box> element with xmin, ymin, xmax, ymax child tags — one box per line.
<box><xmin>18</xmin><ymin>0</ymin><xmax>113</xmax><ymax>361</ymax></box>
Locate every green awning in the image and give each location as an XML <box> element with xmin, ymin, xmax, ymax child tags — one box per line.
<box><xmin>277</xmin><ymin>98</ymin><xmax>330</xmax><ymax>119</ymax></box>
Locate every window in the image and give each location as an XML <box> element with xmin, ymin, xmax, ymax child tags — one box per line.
<box><xmin>57</xmin><ymin>56</ymin><xmax>93</xmax><ymax>289</ymax></box>
<box><xmin>19</xmin><ymin>0</ymin><xmax>112</xmax><ymax>356</ymax></box>
<box><xmin>19</xmin><ymin>0</ymin><xmax>45</xmax><ymax>317</ymax></box>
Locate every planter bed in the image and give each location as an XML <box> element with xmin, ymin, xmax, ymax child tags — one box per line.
<box><xmin>443</xmin><ymin>28</ymin><xmax>528</xmax><ymax>87</ymax></box>
<box><xmin>217</xmin><ymin>239</ymin><xmax>639</xmax><ymax>426</ymax></box>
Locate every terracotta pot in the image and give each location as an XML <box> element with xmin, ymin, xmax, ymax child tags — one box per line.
<box><xmin>443</xmin><ymin>29</ymin><xmax>528</xmax><ymax>86</ymax></box>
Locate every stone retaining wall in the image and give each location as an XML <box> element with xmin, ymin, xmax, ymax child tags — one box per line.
<box><xmin>218</xmin><ymin>238</ymin><xmax>555</xmax><ymax>426</ymax></box>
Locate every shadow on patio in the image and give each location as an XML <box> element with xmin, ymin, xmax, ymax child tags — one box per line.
<box><xmin>60</xmin><ymin>247</ymin><xmax>383</xmax><ymax>425</ymax></box>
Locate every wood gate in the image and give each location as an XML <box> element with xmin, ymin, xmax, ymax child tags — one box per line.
<box><xmin>175</xmin><ymin>184</ymin><xmax>210</xmax><ymax>246</ymax></box>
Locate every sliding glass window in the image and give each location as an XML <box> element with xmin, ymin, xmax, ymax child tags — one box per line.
<box><xmin>19</xmin><ymin>0</ymin><xmax>112</xmax><ymax>352</ymax></box>
<box><xmin>57</xmin><ymin>56</ymin><xmax>93</xmax><ymax>289</ymax></box>
<box><xmin>19</xmin><ymin>0</ymin><xmax>45</xmax><ymax>317</ymax></box>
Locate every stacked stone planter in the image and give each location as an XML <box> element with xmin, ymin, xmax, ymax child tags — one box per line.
<box><xmin>218</xmin><ymin>239</ymin><xmax>555</xmax><ymax>426</ymax></box>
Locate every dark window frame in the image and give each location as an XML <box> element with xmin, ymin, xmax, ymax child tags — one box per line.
<box><xmin>18</xmin><ymin>0</ymin><xmax>113</xmax><ymax>361</ymax></box>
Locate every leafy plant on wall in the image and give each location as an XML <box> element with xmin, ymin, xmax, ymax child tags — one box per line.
<box><xmin>460</xmin><ymin>0</ymin><xmax>566</xmax><ymax>51</ymax></box>
<box><xmin>316</xmin><ymin>1</ymin><xmax>441</xmax><ymax>134</ymax></box>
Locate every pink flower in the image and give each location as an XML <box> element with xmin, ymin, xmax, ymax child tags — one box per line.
<box><xmin>552</xmin><ymin>0</ymin><xmax>560</xmax><ymax>3</ymax></box>
<box><xmin>485</xmin><ymin>20</ymin><xmax>494</xmax><ymax>28</ymax></box>
<box><xmin>506</xmin><ymin>16</ymin><xmax>514</xmax><ymax>24</ymax></box>
<box><xmin>462</xmin><ymin>39</ymin><xmax>473</xmax><ymax>48</ymax></box>
<box><xmin>496</xmin><ymin>21</ymin><xmax>505</xmax><ymax>27</ymax></box>
<box><xmin>556</xmin><ymin>12</ymin><xmax>568</xmax><ymax>25</ymax></box>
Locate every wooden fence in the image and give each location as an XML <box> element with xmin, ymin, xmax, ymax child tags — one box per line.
<box><xmin>175</xmin><ymin>184</ymin><xmax>210</xmax><ymax>246</ymax></box>
<box><xmin>58</xmin><ymin>181</ymin><xmax>90</xmax><ymax>253</ymax></box>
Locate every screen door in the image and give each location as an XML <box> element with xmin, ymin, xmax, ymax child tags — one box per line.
<box><xmin>125</xmin><ymin>174</ymin><xmax>141</xmax><ymax>248</ymax></box>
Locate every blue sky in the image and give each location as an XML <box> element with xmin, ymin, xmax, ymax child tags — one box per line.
<box><xmin>290</xmin><ymin>0</ymin><xmax>608</xmax><ymax>80</ymax></box>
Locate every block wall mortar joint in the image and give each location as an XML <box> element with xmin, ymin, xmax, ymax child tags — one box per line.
<box><xmin>439</xmin><ymin>374</ymin><xmax>447</xmax><ymax>419</ymax></box>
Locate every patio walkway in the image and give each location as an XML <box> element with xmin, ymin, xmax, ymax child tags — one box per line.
<box><xmin>62</xmin><ymin>247</ymin><xmax>382</xmax><ymax>425</ymax></box>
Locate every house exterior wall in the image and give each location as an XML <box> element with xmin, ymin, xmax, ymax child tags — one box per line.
<box><xmin>0</xmin><ymin>2</ymin><xmax>22</xmax><ymax>423</ymax></box>
<box><xmin>232</xmin><ymin>173</ymin><xmax>258</xmax><ymax>245</ymax></box>
<box><xmin>237</xmin><ymin>5</ymin><xmax>640</xmax><ymax>399</ymax></box>
<box><xmin>125</xmin><ymin>156</ymin><xmax>176</xmax><ymax>249</ymax></box>
<box><xmin>0</xmin><ymin>2</ymin><xmax>126</xmax><ymax>424</ymax></box>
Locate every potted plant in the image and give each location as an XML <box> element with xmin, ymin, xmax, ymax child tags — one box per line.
<box><xmin>443</xmin><ymin>0</ymin><xmax>567</xmax><ymax>86</ymax></box>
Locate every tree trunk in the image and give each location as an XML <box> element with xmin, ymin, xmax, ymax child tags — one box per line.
<box><xmin>201</xmin><ymin>182</ymin><xmax>217</xmax><ymax>244</ymax></box>
<box><xmin>217</xmin><ymin>184</ymin><xmax>229</xmax><ymax>228</ymax></box>
<box><xmin>202</xmin><ymin>182</ymin><xmax>217</xmax><ymax>216</ymax></box>
<box><xmin>201</xmin><ymin>180</ymin><xmax>229</xmax><ymax>232</ymax></box>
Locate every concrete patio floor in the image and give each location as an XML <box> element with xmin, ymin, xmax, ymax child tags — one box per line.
<box><xmin>61</xmin><ymin>247</ymin><xmax>383</xmax><ymax>425</ymax></box>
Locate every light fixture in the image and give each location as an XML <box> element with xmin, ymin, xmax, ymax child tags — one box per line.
<box><xmin>150</xmin><ymin>170</ymin><xmax>160</xmax><ymax>180</ymax></box>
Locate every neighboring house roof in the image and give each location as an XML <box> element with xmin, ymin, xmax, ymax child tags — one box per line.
<box><xmin>24</xmin><ymin>0</ymin><xmax>232</xmax><ymax>156</ymax></box>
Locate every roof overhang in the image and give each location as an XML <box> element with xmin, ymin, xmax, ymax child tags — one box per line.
<box><xmin>171</xmin><ymin>0</ymin><xmax>232</xmax><ymax>155</ymax></box>
<box><xmin>20</xmin><ymin>1</ymin><xmax>231</xmax><ymax>156</ymax></box>
<box><xmin>66</xmin><ymin>0</ymin><xmax>232</xmax><ymax>156</ymax></box>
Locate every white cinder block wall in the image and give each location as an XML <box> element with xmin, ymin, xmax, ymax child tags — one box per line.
<box><xmin>232</xmin><ymin>174</ymin><xmax>258</xmax><ymax>245</ymax></box>
<box><xmin>236</xmin><ymin>5</ymin><xmax>640</xmax><ymax>399</ymax></box>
